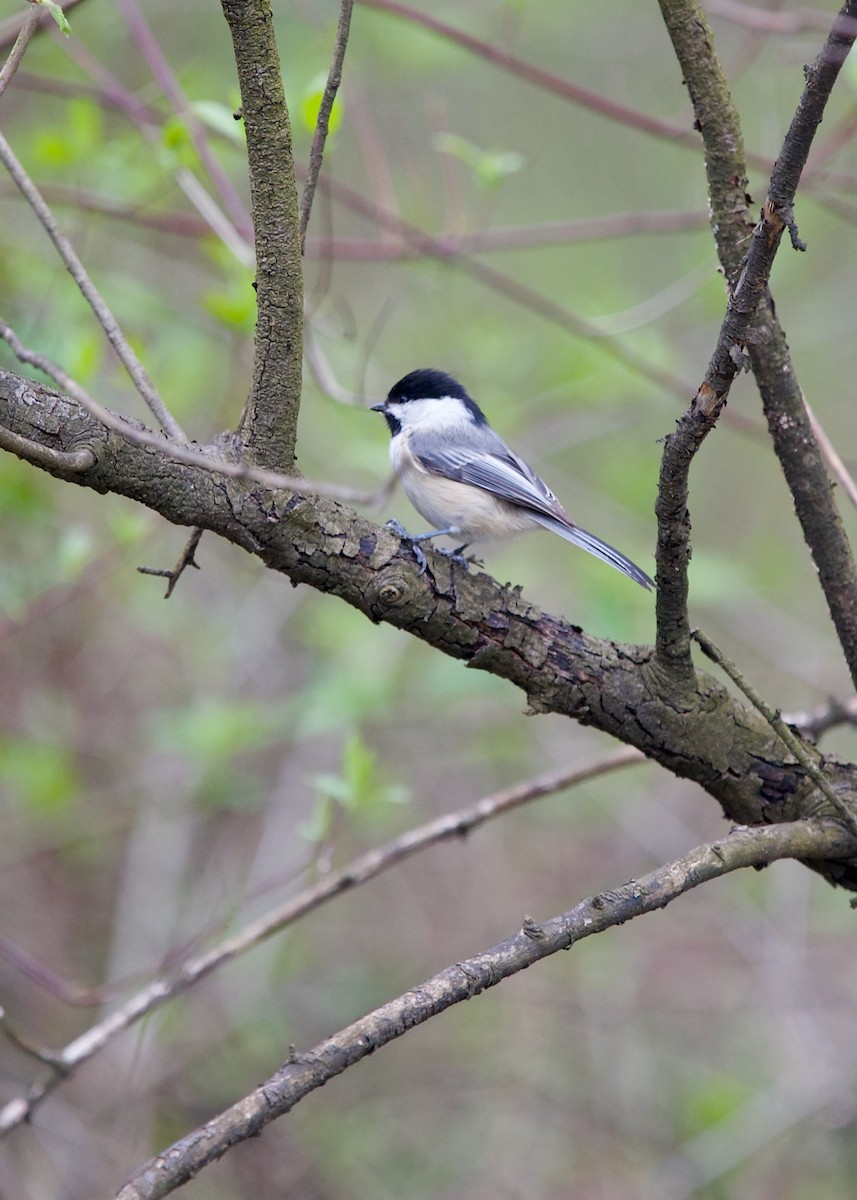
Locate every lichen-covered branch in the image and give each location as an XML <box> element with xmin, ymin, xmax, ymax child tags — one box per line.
<box><xmin>221</xmin><ymin>0</ymin><xmax>303</xmax><ymax>470</ymax></box>
<box><xmin>3</xmin><ymin>368</ymin><xmax>857</xmax><ymax>890</ymax></box>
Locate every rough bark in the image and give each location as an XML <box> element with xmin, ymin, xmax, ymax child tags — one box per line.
<box><xmin>4</xmin><ymin>367</ymin><xmax>856</xmax><ymax>887</ymax></box>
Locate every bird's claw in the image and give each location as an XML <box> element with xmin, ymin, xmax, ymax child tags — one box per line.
<box><xmin>435</xmin><ymin>547</ymin><xmax>471</xmax><ymax>570</ymax></box>
<box><xmin>383</xmin><ymin>519</ymin><xmax>473</xmax><ymax>574</ymax></box>
<box><xmin>383</xmin><ymin>518</ymin><xmax>413</xmax><ymax>540</ymax></box>
<box><xmin>384</xmin><ymin>518</ymin><xmax>429</xmax><ymax>573</ymax></box>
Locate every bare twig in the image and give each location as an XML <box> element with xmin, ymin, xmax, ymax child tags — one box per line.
<box><xmin>750</xmin><ymin>2</ymin><xmax>857</xmax><ymax>691</ymax></box>
<box><xmin>0</xmin><ymin>0</ymin><xmax>86</xmax><ymax>51</ymax></box>
<box><xmin>0</xmin><ymin>748</ymin><xmax>644</xmax><ymax>1135</ymax></box>
<box><xmin>114</xmin><ymin>819</ymin><xmax>854</xmax><ymax>1200</ymax></box>
<box><xmin>359</xmin><ymin>0</ymin><xmax>697</xmax><ymax>147</ymax></box>
<box><xmin>300</xmin><ymin>0</ymin><xmax>354</xmax><ymax>246</ymax></box>
<box><xmin>0</xmin><ymin>1008</ymin><xmax>66</xmax><ymax>1071</ymax></box>
<box><xmin>0</xmin><ymin>132</ymin><xmax>185</xmax><ymax>440</ymax></box>
<box><xmin>138</xmin><ymin>527</ymin><xmax>204</xmax><ymax>597</ymax></box>
<box><xmin>0</xmin><ymin>2</ymin><xmax>41</xmax><ymax>97</ymax></box>
<box><xmin>692</xmin><ymin>628</ymin><xmax>857</xmax><ymax>836</ymax></box>
<box><xmin>706</xmin><ymin>1</ymin><xmax>850</xmax><ymax>36</ymax></box>
<box><xmin>802</xmin><ymin>395</ymin><xmax>857</xmax><ymax>511</ymax></box>
<box><xmin>0</xmin><ymin>320</ymin><xmax>391</xmax><ymax>504</ymax></box>
<box><xmin>57</xmin><ymin>35</ymin><xmax>253</xmax><ymax>265</ymax></box>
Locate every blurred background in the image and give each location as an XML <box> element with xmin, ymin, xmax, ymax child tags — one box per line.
<box><xmin>2</xmin><ymin>1</ymin><xmax>857</xmax><ymax>1196</ymax></box>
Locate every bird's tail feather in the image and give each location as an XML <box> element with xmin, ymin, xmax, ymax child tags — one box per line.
<box><xmin>532</xmin><ymin>515</ymin><xmax>653</xmax><ymax>590</ymax></box>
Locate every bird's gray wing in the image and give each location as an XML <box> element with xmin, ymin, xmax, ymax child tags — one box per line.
<box><xmin>412</xmin><ymin>440</ymin><xmax>571</xmax><ymax>523</ymax></box>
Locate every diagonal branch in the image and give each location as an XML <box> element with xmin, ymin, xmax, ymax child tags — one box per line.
<box><xmin>114</xmin><ymin>820</ymin><xmax>853</xmax><ymax>1199</ymax></box>
<box><xmin>0</xmin><ymin>2</ymin><xmax>40</xmax><ymax>97</ymax></box>
<box><xmin>221</xmin><ymin>0</ymin><xmax>303</xmax><ymax>470</ymax></box>
<box><xmin>0</xmin><ymin>748</ymin><xmax>642</xmax><ymax>1135</ymax></box>
<box><xmin>299</xmin><ymin>0</ymin><xmax>354</xmax><ymax>246</ymax></box>
<box><xmin>0</xmin><ymin>131</ymin><xmax>185</xmax><ymax>440</ymax></box>
<box><xmin>4</xmin><ymin>369</ymin><xmax>857</xmax><ymax>892</ymax></box>
<box><xmin>654</xmin><ymin>0</ymin><xmax>857</xmax><ymax>682</ymax></box>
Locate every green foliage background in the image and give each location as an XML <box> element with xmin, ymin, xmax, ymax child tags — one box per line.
<box><xmin>2</xmin><ymin>1</ymin><xmax>857</xmax><ymax>1196</ymax></box>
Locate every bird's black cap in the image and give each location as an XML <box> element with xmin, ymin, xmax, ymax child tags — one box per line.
<box><xmin>387</xmin><ymin>368</ymin><xmax>470</xmax><ymax>403</ymax></box>
<box><xmin>383</xmin><ymin>368</ymin><xmax>487</xmax><ymax>426</ymax></box>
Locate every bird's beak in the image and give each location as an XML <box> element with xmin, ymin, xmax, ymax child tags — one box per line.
<box><xmin>370</xmin><ymin>401</ymin><xmax>386</xmax><ymax>413</ymax></box>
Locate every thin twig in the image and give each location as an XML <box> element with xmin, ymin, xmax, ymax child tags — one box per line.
<box><xmin>300</xmin><ymin>0</ymin><xmax>354</xmax><ymax>246</ymax></box>
<box><xmin>750</xmin><ymin>1</ymin><xmax>857</xmax><ymax>691</ymax></box>
<box><xmin>802</xmin><ymin>394</ymin><xmax>857</xmax><ymax>510</ymax></box>
<box><xmin>138</xmin><ymin>527</ymin><xmax>204</xmax><ymax>597</ymax></box>
<box><xmin>115</xmin><ymin>819</ymin><xmax>854</xmax><ymax>1200</ymax></box>
<box><xmin>0</xmin><ymin>1008</ymin><xmax>66</xmax><ymax>1071</ymax></box>
<box><xmin>0</xmin><ymin>3</ymin><xmax>41</xmax><ymax>98</ymax></box>
<box><xmin>304</xmin><ymin>325</ymin><xmax>368</xmax><ymax>405</ymax></box>
<box><xmin>0</xmin><ymin>320</ymin><xmax>392</xmax><ymax>505</ymax></box>
<box><xmin>0</xmin><ymin>748</ymin><xmax>644</xmax><ymax>1135</ymax></box>
<box><xmin>0</xmin><ymin>0</ymin><xmax>86</xmax><ymax>51</ymax></box>
<box><xmin>706</xmin><ymin>0</ymin><xmax>849</xmax><ymax>35</ymax></box>
<box><xmin>0</xmin><ymin>130</ymin><xmax>185</xmax><ymax>440</ymax></box>
<box><xmin>692</xmin><ymin>628</ymin><xmax>857</xmax><ymax>836</ymax></box>
<box><xmin>360</xmin><ymin>0</ymin><xmax>697</xmax><ymax>147</ymax></box>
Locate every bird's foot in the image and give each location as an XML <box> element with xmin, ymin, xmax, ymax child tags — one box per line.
<box><xmin>452</xmin><ymin>544</ymin><xmax>483</xmax><ymax>569</ymax></box>
<box><xmin>434</xmin><ymin>547</ymin><xmax>471</xmax><ymax>570</ymax></box>
<box><xmin>383</xmin><ymin>518</ymin><xmax>428</xmax><ymax>573</ymax></box>
<box><xmin>383</xmin><ymin>520</ymin><xmax>475</xmax><ymax>573</ymax></box>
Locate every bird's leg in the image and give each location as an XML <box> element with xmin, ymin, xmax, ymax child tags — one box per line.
<box><xmin>383</xmin><ymin>520</ymin><xmax>469</xmax><ymax>573</ymax></box>
<box><xmin>452</xmin><ymin>543</ymin><xmax>484</xmax><ymax>568</ymax></box>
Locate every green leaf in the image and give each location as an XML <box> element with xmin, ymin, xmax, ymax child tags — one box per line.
<box><xmin>304</xmin><ymin>731</ymin><xmax>409</xmax><ymax>838</ymax></box>
<box><xmin>38</xmin><ymin>0</ymin><xmax>71</xmax><ymax>35</ymax></box>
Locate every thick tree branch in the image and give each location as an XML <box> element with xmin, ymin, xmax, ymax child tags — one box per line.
<box><xmin>3</xmin><ymin>369</ymin><xmax>857</xmax><ymax>889</ymax></box>
<box><xmin>654</xmin><ymin>0</ymin><xmax>857</xmax><ymax>685</ymax></box>
<box><xmin>747</xmin><ymin>3</ymin><xmax>857</xmax><ymax>689</ymax></box>
<box><xmin>114</xmin><ymin>820</ymin><xmax>854</xmax><ymax>1200</ymax></box>
<box><xmin>220</xmin><ymin>0</ymin><xmax>303</xmax><ymax>470</ymax></box>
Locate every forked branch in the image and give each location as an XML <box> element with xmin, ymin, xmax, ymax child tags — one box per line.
<box><xmin>654</xmin><ymin>0</ymin><xmax>857</xmax><ymax>684</ymax></box>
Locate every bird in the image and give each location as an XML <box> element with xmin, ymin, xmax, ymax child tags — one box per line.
<box><xmin>371</xmin><ymin>368</ymin><xmax>653</xmax><ymax>590</ymax></box>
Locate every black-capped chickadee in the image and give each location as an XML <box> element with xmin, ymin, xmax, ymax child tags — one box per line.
<box><xmin>372</xmin><ymin>368</ymin><xmax>653</xmax><ymax>590</ymax></box>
